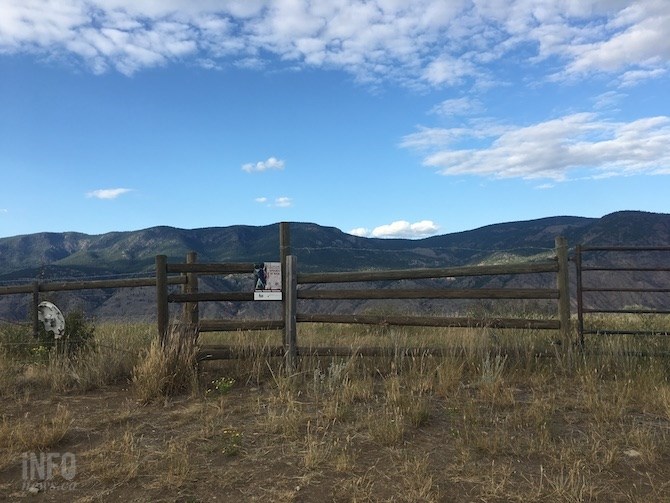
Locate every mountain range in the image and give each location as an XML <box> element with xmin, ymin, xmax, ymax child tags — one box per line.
<box><xmin>0</xmin><ymin>210</ymin><xmax>668</xmax><ymax>322</ymax></box>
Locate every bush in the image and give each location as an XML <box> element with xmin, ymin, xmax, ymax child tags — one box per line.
<box><xmin>0</xmin><ymin>308</ymin><xmax>96</xmax><ymax>362</ymax></box>
<box><xmin>35</xmin><ymin>308</ymin><xmax>95</xmax><ymax>357</ymax></box>
<box><xmin>62</xmin><ymin>309</ymin><xmax>96</xmax><ymax>355</ymax></box>
<box><xmin>0</xmin><ymin>323</ymin><xmax>34</xmax><ymax>359</ymax></box>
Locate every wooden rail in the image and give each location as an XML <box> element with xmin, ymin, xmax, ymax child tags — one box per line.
<box><xmin>298</xmin><ymin>262</ymin><xmax>557</xmax><ymax>284</ymax></box>
<box><xmin>0</xmin><ymin>275</ymin><xmax>184</xmax><ymax>295</ymax></box>
<box><xmin>295</xmin><ymin>313</ymin><xmax>560</xmax><ymax>330</ymax></box>
<box><xmin>1</xmin><ymin>224</ymin><xmax>572</xmax><ymax>368</ymax></box>
<box><xmin>297</xmin><ymin>288</ymin><xmax>559</xmax><ymax>300</ymax></box>
<box><xmin>0</xmin><ymin>273</ymin><xmax>185</xmax><ymax>338</ymax></box>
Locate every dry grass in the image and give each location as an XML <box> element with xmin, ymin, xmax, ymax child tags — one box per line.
<box><xmin>132</xmin><ymin>325</ymin><xmax>199</xmax><ymax>403</ymax></box>
<box><xmin>1</xmin><ymin>318</ymin><xmax>670</xmax><ymax>501</ymax></box>
<box><xmin>0</xmin><ymin>404</ymin><xmax>72</xmax><ymax>453</ymax></box>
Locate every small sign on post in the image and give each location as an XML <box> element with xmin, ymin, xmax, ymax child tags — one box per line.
<box><xmin>254</xmin><ymin>262</ymin><xmax>282</xmax><ymax>300</ymax></box>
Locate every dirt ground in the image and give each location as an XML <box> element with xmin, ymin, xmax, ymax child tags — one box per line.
<box><xmin>2</xmin><ymin>349</ymin><xmax>670</xmax><ymax>503</ymax></box>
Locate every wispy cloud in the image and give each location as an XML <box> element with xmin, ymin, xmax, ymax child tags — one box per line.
<box><xmin>86</xmin><ymin>188</ymin><xmax>133</xmax><ymax>200</ymax></box>
<box><xmin>402</xmin><ymin>113</ymin><xmax>670</xmax><ymax>181</ymax></box>
<box><xmin>1</xmin><ymin>1</ymin><xmax>667</xmax><ymax>87</ymax></box>
<box><xmin>242</xmin><ymin>156</ymin><xmax>285</xmax><ymax>173</ymax></box>
<box><xmin>429</xmin><ymin>97</ymin><xmax>483</xmax><ymax>117</ymax></box>
<box><xmin>274</xmin><ymin>196</ymin><xmax>292</xmax><ymax>208</ymax></box>
<box><xmin>255</xmin><ymin>196</ymin><xmax>293</xmax><ymax>208</ymax></box>
<box><xmin>351</xmin><ymin>220</ymin><xmax>439</xmax><ymax>239</ymax></box>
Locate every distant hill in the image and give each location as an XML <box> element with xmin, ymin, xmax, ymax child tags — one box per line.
<box><xmin>0</xmin><ymin>211</ymin><xmax>668</xmax><ymax>322</ymax></box>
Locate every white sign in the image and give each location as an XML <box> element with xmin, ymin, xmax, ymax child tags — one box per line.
<box><xmin>254</xmin><ymin>262</ymin><xmax>282</xmax><ymax>301</ymax></box>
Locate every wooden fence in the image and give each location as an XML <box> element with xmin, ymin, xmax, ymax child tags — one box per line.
<box><xmin>1</xmin><ymin>226</ymin><xmax>573</xmax><ymax>366</ymax></box>
<box><xmin>0</xmin><ymin>274</ymin><xmax>186</xmax><ymax>338</ymax></box>
<box><xmin>157</xmin><ymin>232</ymin><xmax>571</xmax><ymax>364</ymax></box>
<box><xmin>574</xmin><ymin>245</ymin><xmax>670</xmax><ymax>346</ymax></box>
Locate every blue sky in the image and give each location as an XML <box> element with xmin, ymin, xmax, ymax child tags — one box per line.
<box><xmin>1</xmin><ymin>0</ymin><xmax>669</xmax><ymax>239</ymax></box>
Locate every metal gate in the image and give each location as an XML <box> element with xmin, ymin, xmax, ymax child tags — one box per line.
<box><xmin>574</xmin><ymin>245</ymin><xmax>670</xmax><ymax>347</ymax></box>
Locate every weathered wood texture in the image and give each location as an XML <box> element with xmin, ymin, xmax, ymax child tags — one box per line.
<box><xmin>298</xmin><ymin>262</ymin><xmax>557</xmax><ymax>284</ymax></box>
<box><xmin>295</xmin><ymin>313</ymin><xmax>560</xmax><ymax>330</ymax></box>
<box><xmin>284</xmin><ymin>254</ymin><xmax>298</xmax><ymax>371</ymax></box>
<box><xmin>297</xmin><ymin>288</ymin><xmax>558</xmax><ymax>300</ymax></box>
<box><xmin>167</xmin><ymin>263</ymin><xmax>255</xmax><ymax>274</ymax></box>
<box><xmin>199</xmin><ymin>319</ymin><xmax>284</xmax><ymax>332</ymax></box>
<box><xmin>0</xmin><ymin>275</ymin><xmax>185</xmax><ymax>295</ymax></box>
<box><xmin>156</xmin><ymin>255</ymin><xmax>169</xmax><ymax>346</ymax></box>
<box><xmin>183</xmin><ymin>251</ymin><xmax>199</xmax><ymax>327</ymax></box>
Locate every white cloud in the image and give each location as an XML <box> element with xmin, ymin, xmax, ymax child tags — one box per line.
<box><xmin>619</xmin><ymin>68</ymin><xmax>667</xmax><ymax>88</ymax></box>
<box><xmin>422</xmin><ymin>56</ymin><xmax>477</xmax><ymax>86</ymax></box>
<box><xmin>254</xmin><ymin>196</ymin><xmax>293</xmax><ymax>208</ymax></box>
<box><xmin>0</xmin><ymin>208</ymin><xmax>8</xmax><ymax>214</ymax></box>
<box><xmin>86</xmin><ymin>188</ymin><xmax>133</xmax><ymax>199</ymax></box>
<box><xmin>353</xmin><ymin>220</ymin><xmax>439</xmax><ymax>239</ymax></box>
<box><xmin>402</xmin><ymin>113</ymin><xmax>670</xmax><ymax>181</ymax></box>
<box><xmin>348</xmin><ymin>227</ymin><xmax>369</xmax><ymax>237</ymax></box>
<box><xmin>1</xmin><ymin>1</ymin><xmax>667</xmax><ymax>86</ymax></box>
<box><xmin>562</xmin><ymin>2</ymin><xmax>670</xmax><ymax>82</ymax></box>
<box><xmin>274</xmin><ymin>196</ymin><xmax>292</xmax><ymax>208</ymax></box>
<box><xmin>242</xmin><ymin>156</ymin><xmax>285</xmax><ymax>173</ymax></box>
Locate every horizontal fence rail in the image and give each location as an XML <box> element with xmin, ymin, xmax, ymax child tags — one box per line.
<box><xmin>0</xmin><ymin>274</ymin><xmax>185</xmax><ymax>338</ymax></box>
<box><xmin>298</xmin><ymin>262</ymin><xmax>558</xmax><ymax>284</ymax></box>
<box><xmin>167</xmin><ymin>263</ymin><xmax>255</xmax><ymax>274</ymax></box>
<box><xmin>297</xmin><ymin>288</ymin><xmax>559</xmax><ymax>300</ymax></box>
<box><xmin>295</xmin><ymin>313</ymin><xmax>560</xmax><ymax>330</ymax></box>
<box><xmin>0</xmin><ymin>275</ymin><xmax>185</xmax><ymax>295</ymax></box>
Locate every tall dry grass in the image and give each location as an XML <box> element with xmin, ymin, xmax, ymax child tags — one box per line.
<box><xmin>2</xmin><ymin>315</ymin><xmax>670</xmax><ymax>501</ymax></box>
<box><xmin>131</xmin><ymin>325</ymin><xmax>199</xmax><ymax>403</ymax></box>
<box><xmin>0</xmin><ymin>322</ymin><xmax>153</xmax><ymax>396</ymax></box>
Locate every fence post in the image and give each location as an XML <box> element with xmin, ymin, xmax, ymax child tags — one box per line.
<box><xmin>31</xmin><ymin>281</ymin><xmax>40</xmax><ymax>338</ymax></box>
<box><xmin>156</xmin><ymin>255</ymin><xmax>169</xmax><ymax>346</ymax></box>
<box><xmin>574</xmin><ymin>245</ymin><xmax>585</xmax><ymax>349</ymax></box>
<box><xmin>280</xmin><ymin>222</ymin><xmax>291</xmax><ymax>347</ymax></box>
<box><xmin>284</xmin><ymin>254</ymin><xmax>297</xmax><ymax>372</ymax></box>
<box><xmin>555</xmin><ymin>236</ymin><xmax>571</xmax><ymax>346</ymax></box>
<box><xmin>183</xmin><ymin>251</ymin><xmax>199</xmax><ymax>333</ymax></box>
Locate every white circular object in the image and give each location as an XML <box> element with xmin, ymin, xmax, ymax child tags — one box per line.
<box><xmin>37</xmin><ymin>301</ymin><xmax>66</xmax><ymax>339</ymax></box>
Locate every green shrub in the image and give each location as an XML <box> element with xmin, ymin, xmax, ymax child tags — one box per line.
<box><xmin>61</xmin><ymin>309</ymin><xmax>96</xmax><ymax>355</ymax></box>
<box><xmin>0</xmin><ymin>309</ymin><xmax>96</xmax><ymax>361</ymax></box>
